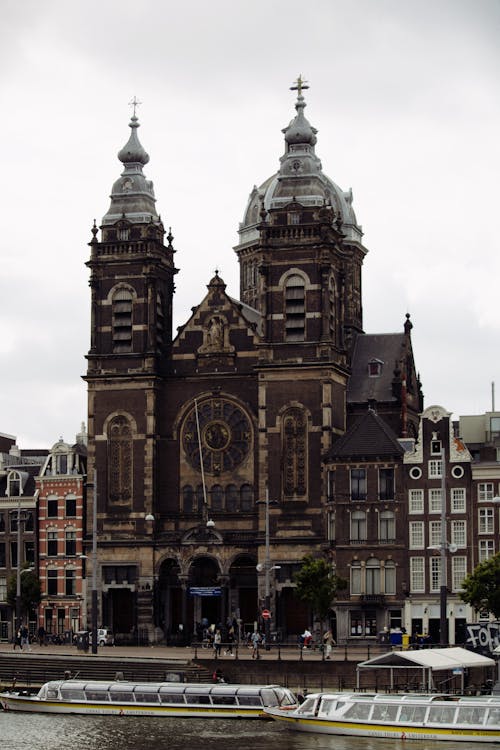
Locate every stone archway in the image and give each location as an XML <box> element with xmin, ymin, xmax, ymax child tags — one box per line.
<box><xmin>187</xmin><ymin>556</ymin><xmax>222</xmax><ymax>638</ymax></box>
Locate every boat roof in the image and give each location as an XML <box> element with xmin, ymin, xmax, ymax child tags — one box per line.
<box><xmin>45</xmin><ymin>680</ymin><xmax>288</xmax><ymax>692</ymax></box>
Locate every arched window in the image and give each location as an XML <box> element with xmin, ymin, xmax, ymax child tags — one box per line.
<box><xmin>285</xmin><ymin>275</ymin><xmax>305</xmax><ymax>342</ymax></box>
<box><xmin>226</xmin><ymin>484</ymin><xmax>238</xmax><ymax>512</ymax></box>
<box><xmin>7</xmin><ymin>471</ymin><xmax>21</xmax><ymax>497</ymax></box>
<box><xmin>240</xmin><ymin>484</ymin><xmax>253</xmax><ymax>511</ymax></box>
<box><xmin>211</xmin><ymin>484</ymin><xmax>223</xmax><ymax>511</ymax></box>
<box><xmin>282</xmin><ymin>407</ymin><xmax>307</xmax><ymax>498</ymax></box>
<box><xmin>183</xmin><ymin>485</ymin><xmax>195</xmax><ymax>513</ymax></box>
<box><xmin>350</xmin><ymin>511</ymin><xmax>366</xmax><ymax>542</ymax></box>
<box><xmin>366</xmin><ymin>558</ymin><xmax>381</xmax><ymax>594</ymax></box>
<box><xmin>108</xmin><ymin>416</ymin><xmax>132</xmax><ymax>505</ymax></box>
<box><xmin>112</xmin><ymin>288</ymin><xmax>133</xmax><ymax>352</ymax></box>
<box><xmin>379</xmin><ymin>511</ymin><xmax>395</xmax><ymax>541</ymax></box>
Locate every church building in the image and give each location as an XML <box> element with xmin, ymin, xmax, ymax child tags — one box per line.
<box><xmin>84</xmin><ymin>81</ymin><xmax>422</xmax><ymax>643</ymax></box>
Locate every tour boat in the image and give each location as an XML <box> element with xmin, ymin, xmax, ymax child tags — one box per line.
<box><xmin>0</xmin><ymin>679</ymin><xmax>297</xmax><ymax>718</ymax></box>
<box><xmin>264</xmin><ymin>691</ymin><xmax>500</xmax><ymax>742</ymax></box>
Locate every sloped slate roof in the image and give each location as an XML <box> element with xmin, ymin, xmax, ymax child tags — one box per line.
<box><xmin>325</xmin><ymin>408</ymin><xmax>404</xmax><ymax>461</ymax></box>
<box><xmin>348</xmin><ymin>332</ymin><xmax>406</xmax><ymax>404</ymax></box>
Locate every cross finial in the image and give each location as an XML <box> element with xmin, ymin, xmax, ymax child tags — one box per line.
<box><xmin>128</xmin><ymin>96</ymin><xmax>142</xmax><ymax>117</ymax></box>
<box><xmin>290</xmin><ymin>75</ymin><xmax>309</xmax><ymax>97</ymax></box>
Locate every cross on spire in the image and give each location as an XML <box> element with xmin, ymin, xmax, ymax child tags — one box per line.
<box><xmin>290</xmin><ymin>75</ymin><xmax>309</xmax><ymax>97</ymax></box>
<box><xmin>128</xmin><ymin>96</ymin><xmax>142</xmax><ymax>117</ymax></box>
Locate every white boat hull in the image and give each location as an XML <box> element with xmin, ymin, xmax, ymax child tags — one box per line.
<box><xmin>265</xmin><ymin>692</ymin><xmax>500</xmax><ymax>742</ymax></box>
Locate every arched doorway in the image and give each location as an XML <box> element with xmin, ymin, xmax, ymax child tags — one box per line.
<box><xmin>188</xmin><ymin>556</ymin><xmax>222</xmax><ymax>636</ymax></box>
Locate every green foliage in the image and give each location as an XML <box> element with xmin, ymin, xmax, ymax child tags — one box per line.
<box><xmin>6</xmin><ymin>566</ymin><xmax>42</xmax><ymax>617</ymax></box>
<box><xmin>460</xmin><ymin>552</ymin><xmax>500</xmax><ymax>618</ymax></box>
<box><xmin>293</xmin><ymin>555</ymin><xmax>347</xmax><ymax>625</ymax></box>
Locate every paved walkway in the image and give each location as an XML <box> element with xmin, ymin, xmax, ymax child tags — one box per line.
<box><xmin>0</xmin><ymin>641</ymin><xmax>383</xmax><ymax>662</ymax></box>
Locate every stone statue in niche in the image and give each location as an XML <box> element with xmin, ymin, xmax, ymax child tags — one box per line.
<box><xmin>206</xmin><ymin>316</ymin><xmax>224</xmax><ymax>350</ymax></box>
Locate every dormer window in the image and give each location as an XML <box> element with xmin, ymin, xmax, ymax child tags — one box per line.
<box><xmin>288</xmin><ymin>211</ymin><xmax>300</xmax><ymax>225</ymax></box>
<box><xmin>368</xmin><ymin>359</ymin><xmax>383</xmax><ymax>377</ymax></box>
<box><xmin>7</xmin><ymin>471</ymin><xmax>21</xmax><ymax>497</ymax></box>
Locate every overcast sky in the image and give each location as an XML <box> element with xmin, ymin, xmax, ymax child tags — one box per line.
<box><xmin>1</xmin><ymin>0</ymin><xmax>499</xmax><ymax>448</ymax></box>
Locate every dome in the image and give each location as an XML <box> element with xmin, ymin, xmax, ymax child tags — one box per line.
<box><xmin>238</xmin><ymin>86</ymin><xmax>363</xmax><ymax>246</ymax></box>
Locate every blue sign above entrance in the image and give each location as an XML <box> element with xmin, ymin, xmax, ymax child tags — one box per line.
<box><xmin>189</xmin><ymin>586</ymin><xmax>222</xmax><ymax>597</ymax></box>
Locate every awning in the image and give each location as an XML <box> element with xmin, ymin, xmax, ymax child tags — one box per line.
<box><xmin>356</xmin><ymin>647</ymin><xmax>494</xmax><ymax>692</ymax></box>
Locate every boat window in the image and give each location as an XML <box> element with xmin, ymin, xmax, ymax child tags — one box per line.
<box><xmin>46</xmin><ymin>688</ymin><xmax>59</xmax><ymax>700</ymax></box>
<box><xmin>318</xmin><ymin>699</ymin><xmax>337</xmax><ymax>716</ymax></box>
<box><xmin>399</xmin><ymin>705</ymin><xmax>426</xmax><ymax>723</ymax></box>
<box><xmin>109</xmin><ymin>691</ymin><xmax>135</xmax><ymax>702</ymax></box>
<box><xmin>60</xmin><ymin>689</ymin><xmax>85</xmax><ymax>701</ymax></box>
<box><xmin>428</xmin><ymin>706</ymin><xmax>456</xmax><ymax>724</ymax></box>
<box><xmin>457</xmin><ymin>707</ymin><xmax>486</xmax><ymax>725</ymax></box>
<box><xmin>84</xmin><ymin>689</ymin><xmax>110</xmax><ymax>701</ymax></box>
<box><xmin>344</xmin><ymin>703</ymin><xmax>371</xmax><ymax>721</ymax></box>
<box><xmin>372</xmin><ymin>704</ymin><xmax>399</xmax><ymax>721</ymax></box>
<box><xmin>275</xmin><ymin>688</ymin><xmax>296</xmax><ymax>707</ymax></box>
<box><xmin>211</xmin><ymin>694</ymin><xmax>237</xmax><ymax>705</ymax></box>
<box><xmin>185</xmin><ymin>693</ymin><xmax>211</xmax><ymax>705</ymax></box>
<box><xmin>237</xmin><ymin>695</ymin><xmax>262</xmax><ymax>706</ymax></box>
<box><xmin>159</xmin><ymin>693</ymin><xmax>185</xmax><ymax>704</ymax></box>
<box><xmin>297</xmin><ymin>697</ymin><xmax>316</xmax><ymax>714</ymax></box>
<box><xmin>134</xmin><ymin>692</ymin><xmax>160</xmax><ymax>703</ymax></box>
<box><xmin>260</xmin><ymin>689</ymin><xmax>278</xmax><ymax>706</ymax></box>
<box><xmin>486</xmin><ymin>707</ymin><xmax>500</xmax><ymax>725</ymax></box>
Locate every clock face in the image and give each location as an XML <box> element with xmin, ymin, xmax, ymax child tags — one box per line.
<box><xmin>182</xmin><ymin>398</ymin><xmax>251</xmax><ymax>475</ymax></box>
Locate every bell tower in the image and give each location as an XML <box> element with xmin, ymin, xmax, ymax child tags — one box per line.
<box><xmin>87</xmin><ymin>105</ymin><xmax>177</xmax><ymax>374</ymax></box>
<box><xmin>235</xmin><ymin>78</ymin><xmax>367</xmax><ymax>364</ymax></box>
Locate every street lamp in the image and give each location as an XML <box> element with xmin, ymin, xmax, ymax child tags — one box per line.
<box><xmin>256</xmin><ymin>490</ymin><xmax>280</xmax><ymax>648</ymax></box>
<box><xmin>89</xmin><ymin>470</ymin><xmax>98</xmax><ymax>655</ymax></box>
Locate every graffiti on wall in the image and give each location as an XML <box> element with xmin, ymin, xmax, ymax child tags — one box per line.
<box><xmin>466</xmin><ymin>621</ymin><xmax>500</xmax><ymax>653</ymax></box>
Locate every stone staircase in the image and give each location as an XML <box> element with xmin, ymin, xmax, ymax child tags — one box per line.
<box><xmin>0</xmin><ymin>652</ymin><xmax>212</xmax><ymax>689</ymax></box>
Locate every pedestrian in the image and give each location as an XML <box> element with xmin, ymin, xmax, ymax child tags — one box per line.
<box><xmin>20</xmin><ymin>624</ymin><xmax>31</xmax><ymax>652</ymax></box>
<box><xmin>37</xmin><ymin>625</ymin><xmax>46</xmax><ymax>646</ymax></box>
<box><xmin>250</xmin><ymin>630</ymin><xmax>261</xmax><ymax>659</ymax></box>
<box><xmin>13</xmin><ymin>628</ymin><xmax>22</xmax><ymax>651</ymax></box>
<box><xmin>213</xmin><ymin>628</ymin><xmax>222</xmax><ymax>657</ymax></box>
<box><xmin>224</xmin><ymin>625</ymin><xmax>235</xmax><ymax>655</ymax></box>
<box><xmin>323</xmin><ymin>629</ymin><xmax>336</xmax><ymax>659</ymax></box>
<box><xmin>301</xmin><ymin>627</ymin><xmax>312</xmax><ymax>649</ymax></box>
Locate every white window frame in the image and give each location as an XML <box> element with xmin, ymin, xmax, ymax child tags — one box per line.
<box><xmin>409</xmin><ymin>489</ymin><xmax>424</xmax><ymax>514</ymax></box>
<box><xmin>479</xmin><ymin>507</ymin><xmax>494</xmax><ymax>534</ymax></box>
<box><xmin>409</xmin><ymin>521</ymin><xmax>424</xmax><ymax>549</ymax></box>
<box><xmin>479</xmin><ymin>539</ymin><xmax>495</xmax><ymax>562</ymax></box>
<box><xmin>451</xmin><ymin>520</ymin><xmax>466</xmax><ymax>548</ymax></box>
<box><xmin>430</xmin><ymin>557</ymin><xmax>442</xmax><ymax>592</ymax></box>
<box><xmin>451</xmin><ymin>488</ymin><xmax>466</xmax><ymax>513</ymax></box>
<box><xmin>429</xmin><ymin>520</ymin><xmax>442</xmax><ymax>547</ymax></box>
<box><xmin>428</xmin><ymin>459</ymin><xmax>443</xmax><ymax>479</ymax></box>
<box><xmin>429</xmin><ymin>488</ymin><xmax>442</xmax><ymax>514</ymax></box>
<box><xmin>410</xmin><ymin>557</ymin><xmax>425</xmax><ymax>593</ymax></box>
<box><xmin>478</xmin><ymin>483</ymin><xmax>494</xmax><ymax>502</ymax></box>
<box><xmin>451</xmin><ymin>556</ymin><xmax>467</xmax><ymax>592</ymax></box>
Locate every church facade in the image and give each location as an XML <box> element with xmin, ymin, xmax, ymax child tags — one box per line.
<box><xmin>84</xmin><ymin>83</ymin><xmax>422</xmax><ymax>643</ymax></box>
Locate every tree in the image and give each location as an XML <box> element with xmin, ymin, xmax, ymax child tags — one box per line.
<box><xmin>293</xmin><ymin>555</ymin><xmax>347</xmax><ymax>631</ymax></box>
<box><xmin>460</xmin><ymin>552</ymin><xmax>500</xmax><ymax>618</ymax></box>
<box><xmin>6</xmin><ymin>565</ymin><xmax>42</xmax><ymax>621</ymax></box>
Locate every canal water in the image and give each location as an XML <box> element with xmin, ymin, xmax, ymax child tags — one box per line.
<box><xmin>0</xmin><ymin>713</ymin><xmax>478</xmax><ymax>750</ymax></box>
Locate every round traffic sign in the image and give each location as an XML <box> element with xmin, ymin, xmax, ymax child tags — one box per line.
<box><xmin>261</xmin><ymin>609</ymin><xmax>271</xmax><ymax>620</ymax></box>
